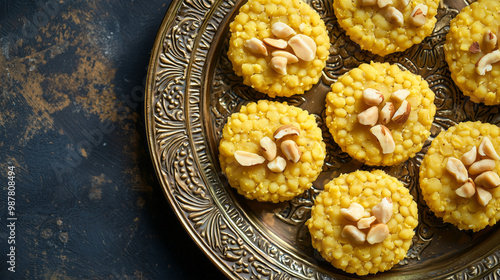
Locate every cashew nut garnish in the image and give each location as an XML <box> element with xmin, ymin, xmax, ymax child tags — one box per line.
<box><xmin>260</xmin><ymin>136</ymin><xmax>277</xmax><ymax>161</ymax></box>
<box><xmin>367</xmin><ymin>224</ymin><xmax>390</xmax><ymax>244</ymax></box>
<box><xmin>476</xmin><ymin>49</ymin><xmax>500</xmax><ymax>76</ymax></box>
<box><xmin>340</xmin><ymin>202</ymin><xmax>366</xmax><ymax>221</ymax></box>
<box><xmin>370</xmin><ymin>124</ymin><xmax>395</xmax><ymax>154</ymax></box>
<box><xmin>377</xmin><ymin>0</ymin><xmax>393</xmax><ymax>8</ymax></box>
<box><xmin>281</xmin><ymin>139</ymin><xmax>302</xmax><ymax>163</ymax></box>
<box><xmin>483</xmin><ymin>30</ymin><xmax>498</xmax><ymax>52</ymax></box>
<box><xmin>391</xmin><ymin>89</ymin><xmax>411</xmax><ymax>102</ymax></box>
<box><xmin>468</xmin><ymin>159</ymin><xmax>496</xmax><ymax>175</ymax></box>
<box><xmin>446</xmin><ymin>139</ymin><xmax>499</xmax><ymax>205</ymax></box>
<box><xmin>363</xmin><ymin>88</ymin><xmax>385</xmax><ymax>106</ymax></box>
<box><xmin>263</xmin><ymin>38</ymin><xmax>288</xmax><ymax>49</ymax></box>
<box><xmin>478</xmin><ymin>137</ymin><xmax>500</xmax><ymax>160</ymax></box>
<box><xmin>381</xmin><ymin>6</ymin><xmax>404</xmax><ymax>27</ymax></box>
<box><xmin>476</xmin><ymin>186</ymin><xmax>493</xmax><ymax>206</ymax></box>
<box><xmin>244</xmin><ymin>38</ymin><xmax>268</xmax><ymax>56</ymax></box>
<box><xmin>271</xmin><ymin>22</ymin><xmax>296</xmax><ymax>39</ymax></box>
<box><xmin>409</xmin><ymin>4</ymin><xmax>428</xmax><ymax>27</ymax></box>
<box><xmin>270</xmin><ymin>56</ymin><xmax>288</xmax><ymax>75</ymax></box>
<box><xmin>379</xmin><ymin>102</ymin><xmax>395</xmax><ymax>125</ymax></box>
<box><xmin>357</xmin><ymin>216</ymin><xmax>377</xmax><ymax>229</ymax></box>
<box><xmin>371</xmin><ymin>197</ymin><xmax>393</xmax><ymax>224</ymax></box>
<box><xmin>460</xmin><ymin>146</ymin><xmax>477</xmax><ymax>166</ymax></box>
<box><xmin>455</xmin><ymin>179</ymin><xmax>475</xmax><ymax>198</ymax></box>
<box><xmin>446</xmin><ymin>157</ymin><xmax>468</xmax><ymax>183</ymax></box>
<box><xmin>474</xmin><ymin>171</ymin><xmax>500</xmax><ymax>189</ymax></box>
<box><xmin>341</xmin><ymin>225</ymin><xmax>366</xmax><ymax>244</ymax></box>
<box><xmin>267</xmin><ymin>156</ymin><xmax>287</xmax><ymax>172</ymax></box>
<box><xmin>273</xmin><ymin>125</ymin><xmax>300</xmax><ymax>140</ymax></box>
<box><xmin>358</xmin><ymin>106</ymin><xmax>379</xmax><ymax>126</ymax></box>
<box><xmin>272</xmin><ymin>50</ymin><xmax>299</xmax><ymax>64</ymax></box>
<box><xmin>288</xmin><ymin>34</ymin><xmax>317</xmax><ymax>62</ymax></box>
<box><xmin>391</xmin><ymin>100</ymin><xmax>411</xmax><ymax>124</ymax></box>
<box><xmin>234</xmin><ymin>150</ymin><xmax>266</xmax><ymax>166</ymax></box>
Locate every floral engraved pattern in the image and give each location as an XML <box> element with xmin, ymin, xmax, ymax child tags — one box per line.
<box><xmin>148</xmin><ymin>0</ymin><xmax>500</xmax><ymax>278</ymax></box>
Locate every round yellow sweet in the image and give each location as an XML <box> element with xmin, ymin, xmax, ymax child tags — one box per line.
<box><xmin>307</xmin><ymin>170</ymin><xmax>418</xmax><ymax>275</ymax></box>
<box><xmin>334</xmin><ymin>0</ymin><xmax>439</xmax><ymax>56</ymax></box>
<box><xmin>444</xmin><ymin>0</ymin><xmax>500</xmax><ymax>105</ymax></box>
<box><xmin>227</xmin><ymin>0</ymin><xmax>330</xmax><ymax>97</ymax></box>
<box><xmin>419</xmin><ymin>121</ymin><xmax>500</xmax><ymax>231</ymax></box>
<box><xmin>218</xmin><ymin>100</ymin><xmax>326</xmax><ymax>202</ymax></box>
<box><xmin>325</xmin><ymin>61</ymin><xmax>436</xmax><ymax>166</ymax></box>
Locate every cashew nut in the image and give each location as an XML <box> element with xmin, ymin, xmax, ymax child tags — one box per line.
<box><xmin>260</xmin><ymin>136</ymin><xmax>277</xmax><ymax>161</ymax></box>
<box><xmin>271</xmin><ymin>22</ymin><xmax>296</xmax><ymax>39</ymax></box>
<box><xmin>460</xmin><ymin>146</ymin><xmax>477</xmax><ymax>166</ymax></box>
<box><xmin>381</xmin><ymin>6</ymin><xmax>404</xmax><ymax>27</ymax></box>
<box><xmin>476</xmin><ymin>186</ymin><xmax>493</xmax><ymax>206</ymax></box>
<box><xmin>367</xmin><ymin>224</ymin><xmax>390</xmax><ymax>244</ymax></box>
<box><xmin>288</xmin><ymin>34</ymin><xmax>316</xmax><ymax>62</ymax></box>
<box><xmin>370</xmin><ymin>125</ymin><xmax>395</xmax><ymax>154</ymax></box>
<box><xmin>478</xmin><ymin>137</ymin><xmax>500</xmax><ymax>160</ymax></box>
<box><xmin>340</xmin><ymin>202</ymin><xmax>365</xmax><ymax>222</ymax></box>
<box><xmin>469</xmin><ymin>159</ymin><xmax>496</xmax><ymax>175</ymax></box>
<box><xmin>273</xmin><ymin>125</ymin><xmax>300</xmax><ymax>140</ymax></box>
<box><xmin>455</xmin><ymin>179</ymin><xmax>476</xmax><ymax>198</ymax></box>
<box><xmin>363</xmin><ymin>88</ymin><xmax>384</xmax><ymax>106</ymax></box>
<box><xmin>446</xmin><ymin>157</ymin><xmax>469</xmax><ymax>183</ymax></box>
<box><xmin>371</xmin><ymin>197</ymin><xmax>393</xmax><ymax>224</ymax></box>
<box><xmin>267</xmin><ymin>156</ymin><xmax>287</xmax><ymax>172</ymax></box>
<box><xmin>474</xmin><ymin>171</ymin><xmax>500</xmax><ymax>189</ymax></box>
<box><xmin>234</xmin><ymin>150</ymin><xmax>266</xmax><ymax>166</ymax></box>
<box><xmin>341</xmin><ymin>225</ymin><xmax>366</xmax><ymax>244</ymax></box>
<box><xmin>476</xmin><ymin>49</ymin><xmax>500</xmax><ymax>76</ymax></box>
<box><xmin>244</xmin><ymin>38</ymin><xmax>268</xmax><ymax>56</ymax></box>
<box><xmin>281</xmin><ymin>140</ymin><xmax>302</xmax><ymax>163</ymax></box>
<box><xmin>358</xmin><ymin>106</ymin><xmax>379</xmax><ymax>126</ymax></box>
<box><xmin>483</xmin><ymin>30</ymin><xmax>498</xmax><ymax>52</ymax></box>
<box><xmin>379</xmin><ymin>102</ymin><xmax>395</xmax><ymax>125</ymax></box>
<box><xmin>392</xmin><ymin>100</ymin><xmax>411</xmax><ymax>124</ymax></box>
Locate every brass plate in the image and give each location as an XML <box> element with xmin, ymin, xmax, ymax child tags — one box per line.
<box><xmin>145</xmin><ymin>0</ymin><xmax>500</xmax><ymax>278</ymax></box>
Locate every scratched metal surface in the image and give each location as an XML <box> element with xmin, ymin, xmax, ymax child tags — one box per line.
<box><xmin>0</xmin><ymin>0</ymin><xmax>226</xmax><ymax>279</ymax></box>
<box><xmin>146</xmin><ymin>0</ymin><xmax>500</xmax><ymax>279</ymax></box>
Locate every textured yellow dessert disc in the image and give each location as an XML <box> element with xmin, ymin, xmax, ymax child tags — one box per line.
<box><xmin>325</xmin><ymin>61</ymin><xmax>436</xmax><ymax>166</ymax></box>
<box><xmin>419</xmin><ymin>121</ymin><xmax>500</xmax><ymax>231</ymax></box>
<box><xmin>334</xmin><ymin>0</ymin><xmax>439</xmax><ymax>56</ymax></box>
<box><xmin>218</xmin><ymin>100</ymin><xmax>326</xmax><ymax>202</ymax></box>
<box><xmin>227</xmin><ymin>0</ymin><xmax>330</xmax><ymax>97</ymax></box>
<box><xmin>444</xmin><ymin>0</ymin><xmax>500</xmax><ymax>105</ymax></box>
<box><xmin>308</xmin><ymin>170</ymin><xmax>418</xmax><ymax>275</ymax></box>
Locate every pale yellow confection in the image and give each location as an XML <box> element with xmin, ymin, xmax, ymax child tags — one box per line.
<box><xmin>218</xmin><ymin>100</ymin><xmax>326</xmax><ymax>202</ymax></box>
<box><xmin>334</xmin><ymin>0</ymin><xmax>439</xmax><ymax>56</ymax></box>
<box><xmin>227</xmin><ymin>0</ymin><xmax>330</xmax><ymax>97</ymax></box>
<box><xmin>325</xmin><ymin>62</ymin><xmax>436</xmax><ymax>166</ymax></box>
<box><xmin>308</xmin><ymin>170</ymin><xmax>418</xmax><ymax>275</ymax></box>
<box><xmin>419</xmin><ymin>121</ymin><xmax>500</xmax><ymax>231</ymax></box>
<box><xmin>444</xmin><ymin>0</ymin><xmax>500</xmax><ymax>105</ymax></box>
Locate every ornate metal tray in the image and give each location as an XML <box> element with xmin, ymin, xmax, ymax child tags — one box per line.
<box><xmin>145</xmin><ymin>0</ymin><xmax>500</xmax><ymax>278</ymax></box>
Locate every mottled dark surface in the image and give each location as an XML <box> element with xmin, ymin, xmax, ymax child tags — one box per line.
<box><xmin>0</xmin><ymin>0</ymin><xmax>227</xmax><ymax>279</ymax></box>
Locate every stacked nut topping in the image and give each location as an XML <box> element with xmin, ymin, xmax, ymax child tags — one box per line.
<box><xmin>445</xmin><ymin>137</ymin><xmax>500</xmax><ymax>206</ymax></box>
<box><xmin>340</xmin><ymin>198</ymin><xmax>393</xmax><ymax>244</ymax></box>
<box><xmin>361</xmin><ymin>0</ymin><xmax>428</xmax><ymax>28</ymax></box>
<box><xmin>357</xmin><ymin>88</ymin><xmax>411</xmax><ymax>154</ymax></box>
<box><xmin>470</xmin><ymin>29</ymin><xmax>500</xmax><ymax>75</ymax></box>
<box><xmin>244</xmin><ymin>22</ymin><xmax>317</xmax><ymax>75</ymax></box>
<box><xmin>233</xmin><ymin>125</ymin><xmax>302</xmax><ymax>172</ymax></box>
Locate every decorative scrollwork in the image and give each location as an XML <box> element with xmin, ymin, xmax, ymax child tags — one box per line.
<box><xmin>148</xmin><ymin>0</ymin><xmax>500</xmax><ymax>278</ymax></box>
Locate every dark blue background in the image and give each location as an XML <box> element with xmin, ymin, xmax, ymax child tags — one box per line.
<box><xmin>0</xmin><ymin>0</ymin><xmax>228</xmax><ymax>279</ymax></box>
